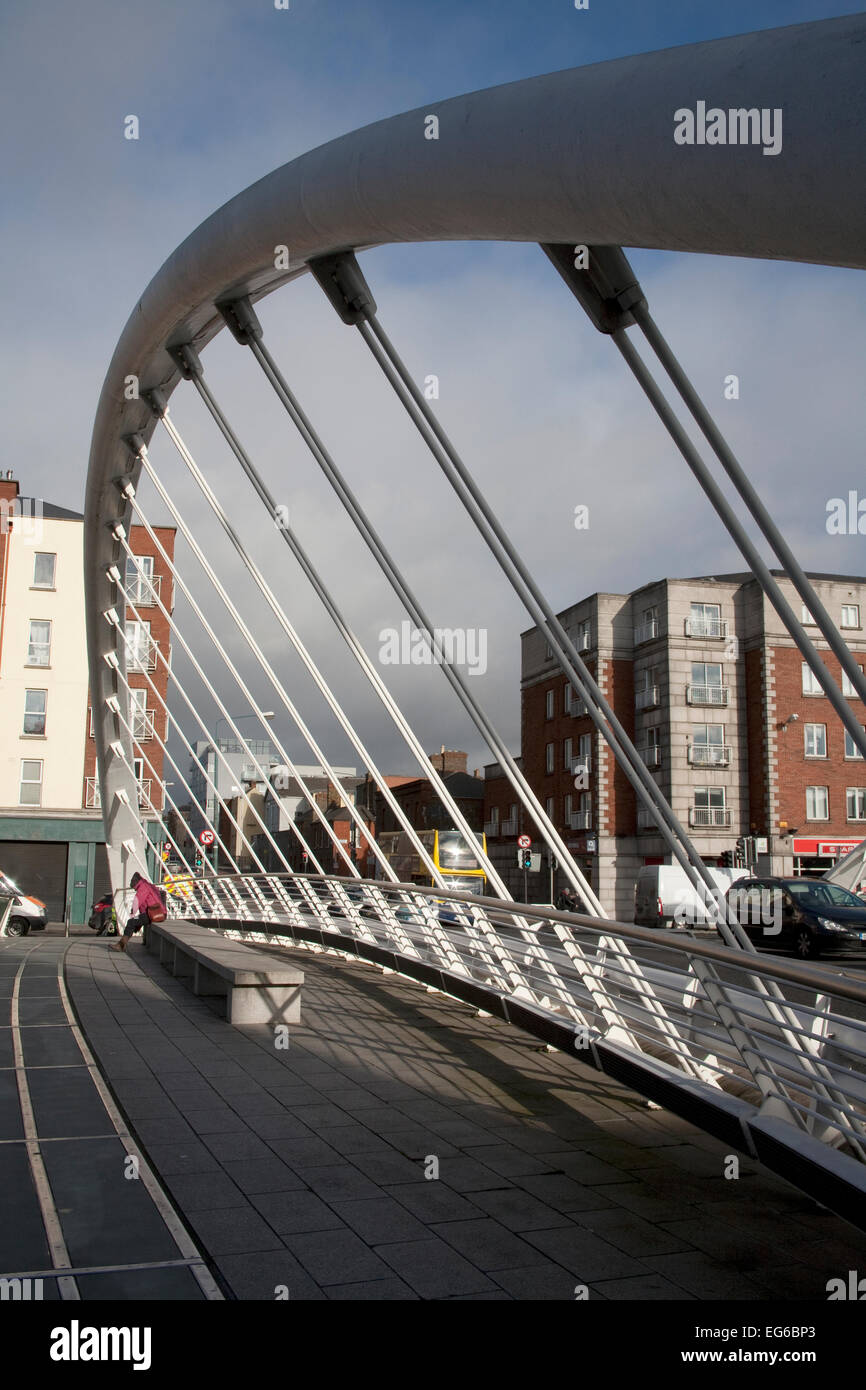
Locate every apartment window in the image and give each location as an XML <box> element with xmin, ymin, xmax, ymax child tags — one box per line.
<box><xmin>693</xmin><ymin>723</ymin><xmax>723</xmax><ymax>747</ymax></box>
<box><xmin>545</xmin><ymin>796</ymin><xmax>554</xmax><ymax>820</ymax></box>
<box><xmin>689</xmin><ymin>602</ymin><xmax>723</xmax><ymax>638</ymax></box>
<box><xmin>806</xmin><ymin>786</ymin><xmax>829</xmax><ymax>820</ymax></box>
<box><xmin>847</xmin><ymin>788</ymin><xmax>866</xmax><ymax>821</ymax></box>
<box><xmin>579</xmin><ymin>792</ymin><xmax>591</xmax><ymax>818</ymax></box>
<box><xmin>802</xmin><ymin>604</ymin><xmax>816</xmax><ymax>625</ymax></box>
<box><xmin>563</xmin><ymin>683</ymin><xmax>572</xmax><ymax>713</ymax></box>
<box><xmin>125</xmin><ymin>620</ymin><xmax>153</xmax><ymax>671</ymax></box>
<box><xmin>692</xmin><ymin>662</ymin><xmax>722</xmax><ymax>688</ymax></box>
<box><xmin>545</xmin><ymin>742</ymin><xmax>555</xmax><ymax>775</ymax></box>
<box><xmin>564</xmin><ymin>793</ymin><xmax>572</xmax><ymax>820</ymax></box>
<box><xmin>23</xmin><ymin>690</ymin><xmax>46</xmax><ymax>736</ymax></box>
<box><xmin>19</xmin><ymin>759</ymin><xmax>43</xmax><ymax>806</ymax></box>
<box><xmin>575</xmin><ymin>618</ymin><xmax>591</xmax><ymax>651</ymax></box>
<box><xmin>509</xmin><ymin>803</ymin><xmax>517</xmax><ymax>824</ymax></box>
<box><xmin>545</xmin><ymin>689</ymin><xmax>554</xmax><ymax>720</ymax></box>
<box><xmin>842</xmin><ymin>666</ymin><xmax>864</xmax><ymax>697</ymax></box>
<box><xmin>841</xmin><ymin>604</ymin><xmax>860</xmax><ymax>629</ymax></box>
<box><xmin>578</xmin><ymin>732</ymin><xmax>592</xmax><ymax>772</ymax></box>
<box><xmin>32</xmin><ymin>553</ymin><xmax>56</xmax><ymax>588</ymax></box>
<box><xmin>563</xmin><ymin>737</ymin><xmax>573</xmax><ymax>771</ymax></box>
<box><xmin>804</xmin><ymin>723</ymin><xmax>827</xmax><ymax>758</ymax></box>
<box><xmin>489</xmin><ymin>806</ymin><xmax>499</xmax><ymax>829</ymax></box>
<box><xmin>845</xmin><ymin>727</ymin><xmax>866</xmax><ymax>759</ymax></box>
<box><xmin>27</xmin><ymin>619</ymin><xmax>51</xmax><ymax>666</ymax></box>
<box><xmin>125</xmin><ymin>554</ymin><xmax>154</xmax><ymax>604</ymax></box>
<box><xmin>131</xmin><ymin>688</ymin><xmax>149</xmax><ymax>739</ymax></box>
<box><xmin>695</xmin><ymin>786</ymin><xmax>726</xmax><ymax>811</ymax></box>
<box><xmin>802</xmin><ymin>663</ymin><xmax>825</xmax><ymax>695</ymax></box>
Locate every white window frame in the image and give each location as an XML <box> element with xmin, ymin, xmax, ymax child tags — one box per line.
<box><xmin>125</xmin><ymin>553</ymin><xmax>155</xmax><ymax>604</ymax></box>
<box><xmin>27</xmin><ymin>619</ymin><xmax>51</xmax><ymax>667</ymax></box>
<box><xmin>847</xmin><ymin>788</ymin><xmax>866</xmax><ymax>821</ymax></box>
<box><xmin>802</xmin><ymin>663</ymin><xmax>825</xmax><ymax>696</ymax></box>
<box><xmin>563</xmin><ymin>737</ymin><xmax>573</xmax><ymax>771</ymax></box>
<box><xmin>841</xmin><ymin>604</ymin><xmax>860</xmax><ymax>629</ymax></box>
<box><xmin>545</xmin><ymin>742</ymin><xmax>555</xmax><ymax>775</ymax></box>
<box><xmin>844</xmin><ymin>727</ymin><xmax>866</xmax><ymax>760</ymax></box>
<box><xmin>545</xmin><ymin>689</ymin><xmax>554</xmax><ymax>720</ymax></box>
<box><xmin>842</xmin><ymin>665</ymin><xmax>864</xmax><ymax>698</ymax></box>
<box><xmin>19</xmin><ymin>759</ymin><xmax>43</xmax><ymax>806</ymax></box>
<box><xmin>804</xmin><ymin>723</ymin><xmax>827</xmax><ymax>758</ymax></box>
<box><xmin>23</xmin><ymin>689</ymin><xmax>47</xmax><ymax>736</ymax></box>
<box><xmin>806</xmin><ymin>785</ymin><xmax>829</xmax><ymax>821</ymax></box>
<box><xmin>802</xmin><ymin>604</ymin><xmax>816</xmax><ymax>625</ymax></box>
<box><xmin>32</xmin><ymin>552</ymin><xmax>56</xmax><ymax>589</ymax></box>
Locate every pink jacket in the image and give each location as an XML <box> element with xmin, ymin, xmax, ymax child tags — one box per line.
<box><xmin>134</xmin><ymin>879</ymin><xmax>163</xmax><ymax>914</ymax></box>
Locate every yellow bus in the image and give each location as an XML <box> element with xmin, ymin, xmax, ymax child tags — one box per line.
<box><xmin>376</xmin><ymin>829</ymin><xmax>488</xmax><ymax>896</ymax></box>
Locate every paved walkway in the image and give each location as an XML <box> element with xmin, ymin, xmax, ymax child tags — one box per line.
<box><xmin>2</xmin><ymin>929</ymin><xmax>865</xmax><ymax>1299</ymax></box>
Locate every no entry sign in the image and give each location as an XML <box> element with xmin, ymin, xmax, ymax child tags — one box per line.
<box><xmin>517</xmin><ymin>834</ymin><xmax>531</xmax><ymax>849</ymax></box>
<box><xmin>199</xmin><ymin>829</ymin><xmax>216</xmax><ymax>846</ymax></box>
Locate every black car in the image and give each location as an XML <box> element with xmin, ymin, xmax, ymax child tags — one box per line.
<box><xmin>723</xmin><ymin>876</ymin><xmax>866</xmax><ymax>959</ymax></box>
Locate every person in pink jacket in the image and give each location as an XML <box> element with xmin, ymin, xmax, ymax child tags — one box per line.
<box><xmin>110</xmin><ymin>872</ymin><xmax>166</xmax><ymax>952</ymax></box>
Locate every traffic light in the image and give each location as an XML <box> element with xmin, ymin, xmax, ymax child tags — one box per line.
<box><xmin>720</xmin><ymin>850</ymin><xmax>733</xmax><ymax>867</ymax></box>
<box><xmin>522</xmin><ymin>850</ymin><xmax>532</xmax><ymax>870</ymax></box>
<box><xmin>195</xmin><ymin>853</ymin><xmax>203</xmax><ymax>873</ymax></box>
<box><xmin>735</xmin><ymin>836</ymin><xmax>747</xmax><ymax>867</ymax></box>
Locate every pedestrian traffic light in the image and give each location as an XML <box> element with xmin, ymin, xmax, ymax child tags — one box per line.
<box><xmin>522</xmin><ymin>850</ymin><xmax>532</xmax><ymax>870</ymax></box>
<box><xmin>195</xmin><ymin>853</ymin><xmax>203</xmax><ymax>872</ymax></box>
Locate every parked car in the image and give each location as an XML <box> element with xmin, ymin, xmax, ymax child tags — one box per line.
<box><xmin>634</xmin><ymin>863</ymin><xmax>749</xmax><ymax>928</ymax></box>
<box><xmin>723</xmin><ymin>876</ymin><xmax>866</xmax><ymax>959</ymax></box>
<box><xmin>0</xmin><ymin>871</ymin><xmax>47</xmax><ymax>937</ymax></box>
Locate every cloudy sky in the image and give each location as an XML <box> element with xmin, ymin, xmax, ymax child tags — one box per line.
<box><xmin>3</xmin><ymin>0</ymin><xmax>865</xmax><ymax>785</ymax></box>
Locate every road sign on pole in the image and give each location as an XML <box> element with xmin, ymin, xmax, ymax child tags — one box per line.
<box><xmin>517</xmin><ymin>834</ymin><xmax>531</xmax><ymax>849</ymax></box>
<box><xmin>199</xmin><ymin>829</ymin><xmax>215</xmax><ymax>847</ymax></box>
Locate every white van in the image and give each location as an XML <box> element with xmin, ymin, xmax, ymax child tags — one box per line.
<box><xmin>634</xmin><ymin>863</ymin><xmax>750</xmax><ymax>928</ymax></box>
<box><xmin>0</xmin><ymin>871</ymin><xmax>48</xmax><ymax>937</ymax></box>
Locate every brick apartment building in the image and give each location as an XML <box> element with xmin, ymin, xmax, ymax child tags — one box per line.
<box><xmin>513</xmin><ymin>572</ymin><xmax>866</xmax><ymax>919</ymax></box>
<box><xmin>365</xmin><ymin>750</ymin><xmax>485</xmax><ymax>837</ymax></box>
<box><xmin>0</xmin><ymin>471</ymin><xmax>175</xmax><ymax>921</ymax></box>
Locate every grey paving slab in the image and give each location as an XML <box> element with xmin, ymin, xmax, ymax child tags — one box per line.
<box><xmin>250</xmin><ymin>1190</ymin><xmax>344</xmax><ymax>1235</ymax></box>
<box><xmin>332</xmin><ymin>1195</ymin><xmax>432</xmax><ymax>1244</ymax></box>
<box><xmin>522</xmin><ymin>1225</ymin><xmax>650</xmax><ymax>1281</ymax></box>
<box><xmin>492</xmin><ymin>1262</ymin><xmax>582</xmax><ymax>1300</ymax></box>
<box><xmin>375</xmin><ymin>1235</ymin><xmax>497</xmax><ymax>1298</ymax></box>
<box><xmin>221</xmin><ymin>1157</ymin><xmax>308</xmax><ymax>1194</ymax></box>
<box><xmin>27</xmin><ymin>1067</ymin><xmax>107</xmax><ymax>1138</ymax></box>
<box><xmin>163</xmin><ymin>1170</ymin><xmax>246</xmax><ymax>1211</ymax></box>
<box><xmin>466</xmin><ymin>1187</ymin><xmax>576</xmax><ymax>1232</ymax></box>
<box><xmin>214</xmin><ymin>1248</ymin><xmax>326</xmax><ymax>1300</ymax></box>
<box><xmin>574</xmin><ymin>1208</ymin><xmax>694</xmax><ymax>1258</ymax></box>
<box><xmin>384</xmin><ymin>1182</ymin><xmax>484</xmax><ymax>1225</ymax></box>
<box><xmin>0</xmin><ymin>1143</ymin><xmax>53</xmax><ymax>1270</ymax></box>
<box><xmin>590</xmin><ymin>1272</ymin><xmax>696</xmax><ymax>1300</ymax></box>
<box><xmin>266</xmin><ymin>1135</ymin><xmax>344</xmax><ymax>1167</ymax></box>
<box><xmin>326</xmin><ymin>1276</ymin><xmax>419</xmax><ymax>1299</ymax></box>
<box><xmin>515</xmin><ymin>1173</ymin><xmax>619</xmax><ymax>1213</ymax></box>
<box><xmin>186</xmin><ymin>1204</ymin><xmax>285</xmax><ymax>1256</ymax></box>
<box><xmin>292</xmin><ymin>1163</ymin><xmax>384</xmax><ymax>1204</ymax></box>
<box><xmin>284</xmin><ymin>1228</ymin><xmax>394</xmax><ymax>1285</ymax></box>
<box><xmin>431</xmin><ymin>1217</ymin><xmax>553</xmax><ymax>1272</ymax></box>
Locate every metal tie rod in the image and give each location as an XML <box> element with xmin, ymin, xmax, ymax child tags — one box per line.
<box><xmin>306</xmin><ymin>253</ymin><xmax>741</xmax><ymax>941</ymax></box>
<box><xmin>543</xmin><ymin>243</ymin><xmax>866</xmax><ymax>762</ymax></box>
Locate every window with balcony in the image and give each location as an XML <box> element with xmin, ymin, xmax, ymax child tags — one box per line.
<box><xmin>131</xmin><ymin>688</ymin><xmax>152</xmax><ymax>740</ymax></box>
<box><xmin>688</xmin><ymin>663</ymin><xmax>727</xmax><ymax>706</ymax></box>
<box><xmin>842</xmin><ymin>666</ymin><xmax>864</xmax><ymax>697</ymax></box>
<box><xmin>125</xmin><ymin>554</ymin><xmax>156</xmax><ymax>605</ymax></box>
<box><xmin>641</xmin><ymin>725</ymin><xmax>662</xmax><ymax>767</ymax></box>
<box><xmin>577</xmin><ymin>733</ymin><xmax>592</xmax><ymax>775</ymax></box>
<box><xmin>27</xmin><ymin>619</ymin><xmax>51</xmax><ymax>666</ymax></box>
<box><xmin>691</xmin><ymin>786</ymin><xmax>729</xmax><ymax>827</ymax></box>
<box><xmin>23</xmin><ymin>690</ymin><xmax>46</xmax><ymax>736</ymax></box>
<box><xmin>687</xmin><ymin>602</ymin><xmax>726</xmax><ymax>639</ymax></box>
<box><xmin>545</xmin><ymin>742</ymin><xmax>554</xmax><ymax>775</ymax></box>
<box><xmin>575</xmin><ymin>619</ymin><xmax>591</xmax><ymax>651</ymax></box>
<box><xmin>19</xmin><ymin>759</ymin><xmax>43</xmax><ymax>806</ymax></box>
<box><xmin>635</xmin><ymin>666</ymin><xmax>661</xmax><ymax>710</ymax></box>
<box><xmin>806</xmin><ymin>786</ymin><xmax>829</xmax><ymax>820</ymax></box>
<box><xmin>841</xmin><ymin>604</ymin><xmax>860</xmax><ymax>629</ymax></box>
<box><xmin>845</xmin><ymin>727</ymin><xmax>866</xmax><ymax>759</ymax></box>
<box><xmin>634</xmin><ymin>605</ymin><xmax>659</xmax><ymax>645</ymax></box>
<box><xmin>32</xmin><ymin>552</ymin><xmax>56</xmax><ymax>588</ymax></box>
<box><xmin>847</xmin><ymin>788</ymin><xmax>866</xmax><ymax>821</ymax></box>
<box><xmin>689</xmin><ymin>724</ymin><xmax>728</xmax><ymax>765</ymax></box>
<box><xmin>125</xmin><ymin>620</ymin><xmax>155</xmax><ymax>671</ymax></box>
<box><xmin>804</xmin><ymin>723</ymin><xmax>827</xmax><ymax>758</ymax></box>
<box><xmin>501</xmin><ymin>803</ymin><xmax>518</xmax><ymax>836</ymax></box>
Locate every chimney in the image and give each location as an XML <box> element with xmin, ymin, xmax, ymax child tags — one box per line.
<box><xmin>0</xmin><ymin>471</ymin><xmax>19</xmax><ymax>507</ymax></box>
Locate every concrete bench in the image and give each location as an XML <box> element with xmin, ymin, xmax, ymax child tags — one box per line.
<box><xmin>143</xmin><ymin>920</ymin><xmax>303</xmax><ymax>1026</ymax></box>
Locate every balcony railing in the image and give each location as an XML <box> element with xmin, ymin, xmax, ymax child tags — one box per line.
<box><xmin>686</xmin><ymin>618</ymin><xmax>728</xmax><ymax>639</ymax></box>
<box><xmin>570</xmin><ymin>756</ymin><xmax>591</xmax><ymax>776</ymax></box>
<box><xmin>568</xmin><ymin>696</ymin><xmax>589</xmax><ymax>717</ymax></box>
<box><xmin>85</xmin><ymin>776</ymin><xmax>154</xmax><ymax>810</ymax></box>
<box><xmin>576</xmin><ymin>631</ymin><xmax>591</xmax><ymax>651</ymax></box>
<box><xmin>688</xmin><ymin>743</ymin><xmax>731</xmax><ymax>766</ymax></box>
<box><xmin>483</xmin><ymin>820</ymin><xmax>500</xmax><ymax>837</ymax></box>
<box><xmin>634</xmin><ymin>620</ymin><xmax>659</xmax><ymax>645</ymax></box>
<box><xmin>132</xmin><ymin>712</ymin><xmax>156</xmax><ymax>742</ymax></box>
<box><xmin>686</xmin><ymin>684</ymin><xmax>728</xmax><ymax>706</ymax></box>
<box><xmin>126</xmin><ymin>642</ymin><xmax>158</xmax><ymax>672</ymax></box>
<box><xmin>637</xmin><ymin>806</ymin><xmax>659</xmax><ymax>830</ymax></box>
<box><xmin>125</xmin><ymin>572</ymin><xmax>163</xmax><ymax>607</ymax></box>
<box><xmin>568</xmin><ymin>811</ymin><xmax>592</xmax><ymax>830</ymax></box>
<box><xmin>640</xmin><ymin>744</ymin><xmax>661</xmax><ymax>768</ymax></box>
<box><xmin>689</xmin><ymin>806</ymin><xmax>732</xmax><ymax>827</ymax></box>
<box><xmin>635</xmin><ymin>686</ymin><xmax>659</xmax><ymax>710</ymax></box>
<box><xmin>501</xmin><ymin>817</ymin><xmax>519</xmax><ymax>836</ymax></box>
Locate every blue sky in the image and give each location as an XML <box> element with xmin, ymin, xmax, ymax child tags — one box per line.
<box><xmin>2</xmin><ymin>0</ymin><xmax>863</xmax><ymax>773</ymax></box>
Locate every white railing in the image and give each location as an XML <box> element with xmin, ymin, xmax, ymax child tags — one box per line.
<box><xmin>687</xmin><ymin>684</ymin><xmax>729</xmax><ymax>706</ymax></box>
<box><xmin>686</xmin><ymin>617</ymin><xmax>728</xmax><ymax>639</ymax></box>
<box><xmin>483</xmin><ymin>820</ymin><xmax>500</xmax><ymax>836</ymax></box>
<box><xmin>569</xmin><ymin>698</ymin><xmax>589</xmax><ymax>717</ymax></box>
<box><xmin>634</xmin><ymin>620</ymin><xmax>659</xmax><ymax>644</ymax></box>
<box><xmin>637</xmin><ymin>806</ymin><xmax>658</xmax><ymax>829</ymax></box>
<box><xmin>127</xmin><ymin>642</ymin><xmax>158</xmax><ymax>672</ymax></box>
<box><xmin>635</xmin><ymin>686</ymin><xmax>659</xmax><ymax>710</ymax></box>
<box><xmin>501</xmin><ymin>816</ymin><xmax>519</xmax><ymax>836</ymax></box>
<box><xmin>689</xmin><ymin>806</ymin><xmax>732</xmax><ymax>827</ymax></box>
<box><xmin>132</xmin><ymin>712</ymin><xmax>156</xmax><ymax>742</ymax></box>
<box><xmin>150</xmin><ymin>869</ymin><xmax>866</xmax><ymax>1223</ymax></box>
<box><xmin>568</xmin><ymin>811</ymin><xmax>592</xmax><ymax>829</ymax></box>
<box><xmin>125</xmin><ymin>572</ymin><xmax>163</xmax><ymax>607</ymax></box>
<box><xmin>641</xmin><ymin>744</ymin><xmax>661</xmax><ymax>767</ymax></box>
<box><xmin>689</xmin><ymin>743</ymin><xmax>731</xmax><ymax>766</ymax></box>
<box><xmin>85</xmin><ymin>777</ymin><xmax>100</xmax><ymax>809</ymax></box>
